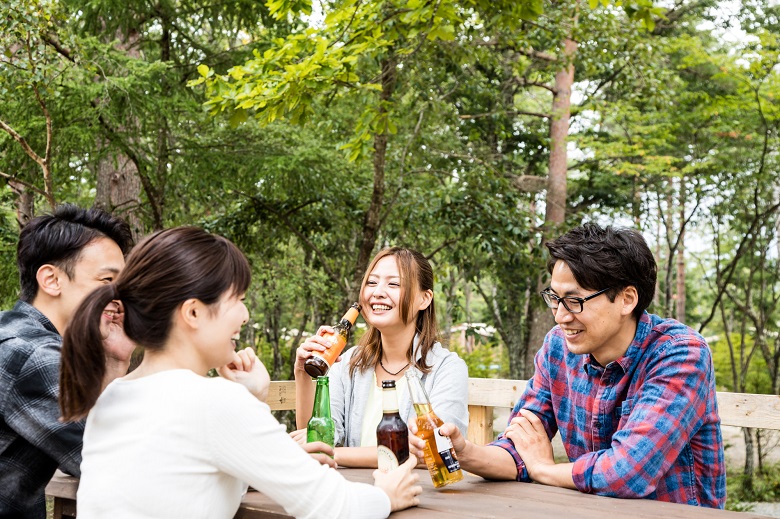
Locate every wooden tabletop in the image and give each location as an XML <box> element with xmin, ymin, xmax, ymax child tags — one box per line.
<box><xmin>47</xmin><ymin>469</ymin><xmax>767</xmax><ymax>518</ymax></box>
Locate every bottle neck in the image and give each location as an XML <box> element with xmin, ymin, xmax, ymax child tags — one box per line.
<box><xmin>406</xmin><ymin>374</ymin><xmax>431</xmax><ymax>407</ymax></box>
<box><xmin>312</xmin><ymin>381</ymin><xmax>331</xmax><ymax>418</ymax></box>
<box><xmin>335</xmin><ymin>318</ymin><xmax>353</xmax><ymax>332</ymax></box>
<box><xmin>381</xmin><ymin>386</ymin><xmax>399</xmax><ymax>413</ymax></box>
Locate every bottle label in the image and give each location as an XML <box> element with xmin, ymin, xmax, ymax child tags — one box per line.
<box><xmin>377</xmin><ymin>445</ymin><xmax>399</xmax><ymax>473</ymax></box>
<box><xmin>434</xmin><ymin>428</ymin><xmax>461</xmax><ymax>473</ymax></box>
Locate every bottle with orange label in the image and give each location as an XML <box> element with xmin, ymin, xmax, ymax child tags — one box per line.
<box><xmin>406</xmin><ymin>369</ymin><xmax>463</xmax><ymax>488</ymax></box>
<box><xmin>303</xmin><ymin>303</ymin><xmax>360</xmax><ymax>378</ymax></box>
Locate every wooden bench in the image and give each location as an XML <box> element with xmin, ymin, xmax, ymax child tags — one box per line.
<box><xmin>266</xmin><ymin>378</ymin><xmax>780</xmax><ymax>445</ymax></box>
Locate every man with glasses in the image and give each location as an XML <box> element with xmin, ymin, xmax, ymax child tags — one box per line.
<box><xmin>410</xmin><ymin>223</ymin><xmax>725</xmax><ymax>508</ymax></box>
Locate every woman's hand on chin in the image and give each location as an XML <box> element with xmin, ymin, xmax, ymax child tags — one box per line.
<box><xmin>217</xmin><ymin>347</ymin><xmax>270</xmax><ymax>401</ymax></box>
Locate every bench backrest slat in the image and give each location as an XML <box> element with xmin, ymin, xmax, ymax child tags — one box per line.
<box><xmin>265</xmin><ymin>378</ymin><xmax>780</xmax><ymax>445</ymax></box>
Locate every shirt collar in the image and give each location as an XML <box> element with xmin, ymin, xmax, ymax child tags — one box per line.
<box><xmin>13</xmin><ymin>300</ymin><xmax>60</xmax><ymax>335</ymax></box>
<box><xmin>581</xmin><ymin>311</ymin><xmax>652</xmax><ymax>375</ymax></box>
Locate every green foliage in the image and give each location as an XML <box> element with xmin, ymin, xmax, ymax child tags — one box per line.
<box><xmin>711</xmin><ymin>334</ymin><xmax>773</xmax><ymax>394</ymax></box>
<box><xmin>728</xmin><ymin>464</ymin><xmax>780</xmax><ymax>505</ymax></box>
<box><xmin>449</xmin><ymin>340</ymin><xmax>509</xmax><ymax>379</ymax></box>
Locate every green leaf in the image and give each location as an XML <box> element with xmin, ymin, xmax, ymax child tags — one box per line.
<box><xmin>229</xmin><ymin>108</ymin><xmax>248</xmax><ymax>127</ymax></box>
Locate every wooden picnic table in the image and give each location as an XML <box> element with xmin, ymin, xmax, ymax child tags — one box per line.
<box><xmin>47</xmin><ymin>468</ymin><xmax>768</xmax><ymax>518</ymax></box>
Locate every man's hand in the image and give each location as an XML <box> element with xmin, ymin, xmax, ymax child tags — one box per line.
<box><xmin>100</xmin><ymin>300</ymin><xmax>135</xmax><ymax>364</ymax></box>
<box><xmin>217</xmin><ymin>348</ymin><xmax>270</xmax><ymax>401</ymax></box>
<box><xmin>409</xmin><ymin>420</ymin><xmax>467</xmax><ymax>470</ymax></box>
<box><xmin>504</xmin><ymin>409</ymin><xmax>555</xmax><ymax>480</ymax></box>
<box><xmin>300</xmin><ymin>441</ymin><xmax>337</xmax><ymax>469</ymax></box>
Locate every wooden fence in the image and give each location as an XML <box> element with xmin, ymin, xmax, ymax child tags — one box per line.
<box><xmin>266</xmin><ymin>378</ymin><xmax>780</xmax><ymax>445</ymax></box>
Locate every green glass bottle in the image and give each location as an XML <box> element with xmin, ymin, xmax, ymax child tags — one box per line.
<box><xmin>307</xmin><ymin>376</ymin><xmax>335</xmax><ymax>449</ymax></box>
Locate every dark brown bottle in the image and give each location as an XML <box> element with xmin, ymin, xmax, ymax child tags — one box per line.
<box><xmin>376</xmin><ymin>379</ymin><xmax>409</xmax><ymax>472</ymax></box>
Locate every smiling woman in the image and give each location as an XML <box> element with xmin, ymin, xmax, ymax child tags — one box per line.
<box><xmin>292</xmin><ymin>247</ymin><xmax>469</xmax><ymax>469</ymax></box>
<box><xmin>57</xmin><ymin>228</ymin><xmax>422</xmax><ymax>519</ymax></box>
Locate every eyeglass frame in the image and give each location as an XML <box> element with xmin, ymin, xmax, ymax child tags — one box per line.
<box><xmin>539</xmin><ymin>287</ymin><xmax>614</xmax><ymax>314</ymax></box>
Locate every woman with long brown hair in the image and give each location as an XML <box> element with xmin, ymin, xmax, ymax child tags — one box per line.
<box><xmin>293</xmin><ymin>247</ymin><xmax>469</xmax><ymax>467</ymax></box>
<box><xmin>59</xmin><ymin>227</ymin><xmax>420</xmax><ymax>518</ymax></box>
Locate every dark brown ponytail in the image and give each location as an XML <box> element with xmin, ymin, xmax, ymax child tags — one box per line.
<box><xmin>60</xmin><ymin>284</ymin><xmax>116</xmax><ymax>420</ymax></box>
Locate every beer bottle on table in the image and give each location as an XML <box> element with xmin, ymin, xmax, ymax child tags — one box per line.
<box><xmin>376</xmin><ymin>379</ymin><xmax>409</xmax><ymax>472</ymax></box>
<box><xmin>304</xmin><ymin>303</ymin><xmax>361</xmax><ymax>378</ymax></box>
<box><xmin>306</xmin><ymin>376</ymin><xmax>335</xmax><ymax>449</ymax></box>
<box><xmin>406</xmin><ymin>370</ymin><xmax>463</xmax><ymax>488</ymax></box>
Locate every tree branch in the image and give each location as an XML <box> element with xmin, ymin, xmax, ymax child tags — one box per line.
<box><xmin>247</xmin><ymin>195</ymin><xmax>341</xmax><ymax>286</ymax></box>
<box><xmin>0</xmin><ymin>171</ymin><xmax>50</xmax><ymax>199</ymax></box>
<box><xmin>0</xmin><ymin>119</ymin><xmax>44</xmax><ymax>167</ymax></box>
<box><xmin>459</xmin><ymin>110</ymin><xmax>550</xmax><ymax>120</ymax></box>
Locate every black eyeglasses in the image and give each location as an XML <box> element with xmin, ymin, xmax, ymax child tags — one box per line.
<box><xmin>539</xmin><ymin>287</ymin><xmax>613</xmax><ymax>314</ymax></box>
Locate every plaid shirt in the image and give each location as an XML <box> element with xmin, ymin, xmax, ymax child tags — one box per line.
<box><xmin>492</xmin><ymin>312</ymin><xmax>725</xmax><ymax>508</ymax></box>
<box><xmin>0</xmin><ymin>301</ymin><xmax>84</xmax><ymax>518</ymax></box>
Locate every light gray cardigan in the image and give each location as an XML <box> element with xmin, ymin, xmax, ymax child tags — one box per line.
<box><xmin>328</xmin><ymin>338</ymin><xmax>469</xmax><ymax>447</ymax></box>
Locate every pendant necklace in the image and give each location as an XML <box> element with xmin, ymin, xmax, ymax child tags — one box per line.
<box><xmin>379</xmin><ymin>358</ymin><xmax>410</xmax><ymax>376</ymax></box>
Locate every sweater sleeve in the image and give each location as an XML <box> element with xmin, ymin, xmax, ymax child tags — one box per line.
<box><xmin>204</xmin><ymin>380</ymin><xmax>390</xmax><ymax>519</ymax></box>
<box><xmin>328</xmin><ymin>352</ymin><xmax>348</xmax><ymax>447</ymax></box>
<box><xmin>426</xmin><ymin>351</ymin><xmax>469</xmax><ymax>437</ymax></box>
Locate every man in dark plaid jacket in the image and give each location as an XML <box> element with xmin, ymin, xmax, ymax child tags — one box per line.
<box><xmin>0</xmin><ymin>205</ymin><xmax>134</xmax><ymax>518</ymax></box>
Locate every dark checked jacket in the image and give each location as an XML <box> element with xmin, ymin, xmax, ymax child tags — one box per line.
<box><xmin>0</xmin><ymin>301</ymin><xmax>84</xmax><ymax>519</ymax></box>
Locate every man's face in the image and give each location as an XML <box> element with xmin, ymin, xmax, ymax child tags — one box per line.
<box><xmin>57</xmin><ymin>237</ymin><xmax>125</xmax><ymax>329</ymax></box>
<box><xmin>548</xmin><ymin>260</ymin><xmax>636</xmax><ymax>366</ymax></box>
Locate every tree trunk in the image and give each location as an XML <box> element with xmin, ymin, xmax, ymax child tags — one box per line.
<box><xmin>350</xmin><ymin>54</ymin><xmax>396</xmax><ymax>301</ymax></box>
<box><xmin>524</xmin><ymin>291</ymin><xmax>552</xmax><ymax>378</ymax></box>
<box><xmin>442</xmin><ymin>269</ymin><xmax>457</xmax><ymax>348</ymax></box>
<box><xmin>544</xmin><ymin>36</ymin><xmax>576</xmax><ymax>227</ymax></box>
<box><xmin>742</xmin><ymin>427</ymin><xmax>755</xmax><ymax>495</ymax></box>
<box><xmin>522</xmin><ymin>26</ymin><xmax>578</xmax><ymax>380</ymax></box>
<box><xmin>675</xmin><ymin>181</ymin><xmax>686</xmax><ymax>322</ymax></box>
<box><xmin>94</xmin><ymin>27</ymin><xmax>144</xmax><ymax>240</ymax></box>
<box><xmin>95</xmin><ymin>151</ymin><xmax>143</xmax><ymax>241</ymax></box>
<box><xmin>263</xmin><ymin>299</ymin><xmax>284</xmax><ymax>380</ymax></box>
<box><xmin>9</xmin><ymin>180</ymin><xmax>34</xmax><ymax>227</ymax></box>
<box><xmin>506</xmin><ymin>322</ymin><xmax>526</xmax><ymax>379</ymax></box>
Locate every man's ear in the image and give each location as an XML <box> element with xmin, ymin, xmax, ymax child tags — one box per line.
<box><xmin>36</xmin><ymin>265</ymin><xmax>62</xmax><ymax>298</ymax></box>
<box><xmin>621</xmin><ymin>286</ymin><xmax>639</xmax><ymax>317</ymax></box>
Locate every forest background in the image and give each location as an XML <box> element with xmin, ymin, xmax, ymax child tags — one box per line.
<box><xmin>2</xmin><ymin>0</ymin><xmax>780</xmax><ymax>510</ymax></box>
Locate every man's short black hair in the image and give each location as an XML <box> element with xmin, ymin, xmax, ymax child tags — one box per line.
<box><xmin>545</xmin><ymin>223</ymin><xmax>657</xmax><ymax>320</ymax></box>
<box><xmin>17</xmin><ymin>204</ymin><xmax>134</xmax><ymax>302</ymax></box>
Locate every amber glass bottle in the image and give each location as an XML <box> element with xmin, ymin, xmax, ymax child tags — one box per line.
<box><xmin>406</xmin><ymin>370</ymin><xmax>463</xmax><ymax>488</ymax></box>
<box><xmin>304</xmin><ymin>303</ymin><xmax>360</xmax><ymax>378</ymax></box>
<box><xmin>376</xmin><ymin>380</ymin><xmax>409</xmax><ymax>472</ymax></box>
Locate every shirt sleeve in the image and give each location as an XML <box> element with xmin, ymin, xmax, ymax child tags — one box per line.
<box><xmin>205</xmin><ymin>381</ymin><xmax>391</xmax><ymax>519</ymax></box>
<box><xmin>571</xmin><ymin>334</ymin><xmax>715</xmax><ymax>498</ymax></box>
<box><xmin>426</xmin><ymin>353</ymin><xmax>469</xmax><ymax>437</ymax></box>
<box><xmin>5</xmin><ymin>341</ymin><xmax>84</xmax><ymax>476</ymax></box>
<box><xmin>488</xmin><ymin>336</ymin><xmax>559</xmax><ymax>482</ymax></box>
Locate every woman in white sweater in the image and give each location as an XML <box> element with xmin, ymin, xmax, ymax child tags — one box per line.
<box><xmin>59</xmin><ymin>227</ymin><xmax>421</xmax><ymax>519</ymax></box>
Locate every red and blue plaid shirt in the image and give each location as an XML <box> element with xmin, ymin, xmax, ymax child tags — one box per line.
<box><xmin>491</xmin><ymin>312</ymin><xmax>726</xmax><ymax>508</ymax></box>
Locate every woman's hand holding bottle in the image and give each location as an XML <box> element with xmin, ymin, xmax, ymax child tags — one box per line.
<box><xmin>372</xmin><ymin>457</ymin><xmax>422</xmax><ymax>512</ymax></box>
<box><xmin>294</xmin><ymin>326</ymin><xmax>340</xmax><ymax>376</ymax></box>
